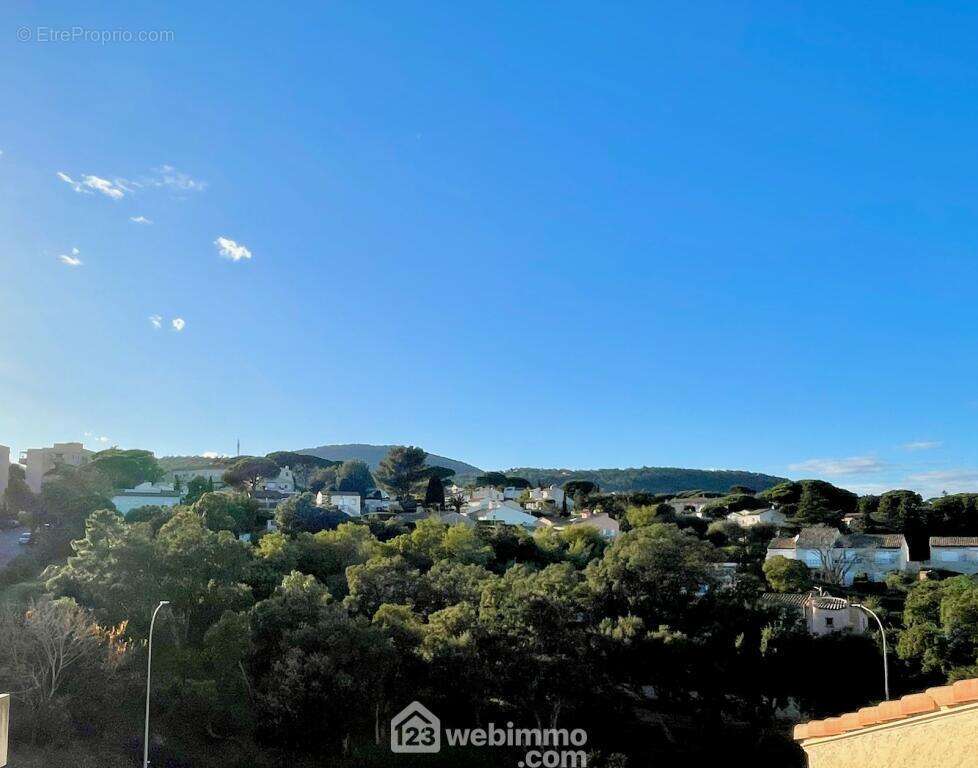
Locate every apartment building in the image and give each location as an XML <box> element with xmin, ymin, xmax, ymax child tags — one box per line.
<box><xmin>21</xmin><ymin>442</ymin><xmax>93</xmax><ymax>493</ymax></box>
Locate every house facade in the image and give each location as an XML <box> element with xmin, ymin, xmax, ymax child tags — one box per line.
<box><xmin>766</xmin><ymin>527</ymin><xmax>910</xmax><ymax>585</ymax></box>
<box><xmin>761</xmin><ymin>592</ymin><xmax>870</xmax><ymax>636</ymax></box>
<box><xmin>526</xmin><ymin>485</ymin><xmax>570</xmax><ymax>512</ymax></box>
<box><xmin>563</xmin><ymin>510</ymin><xmax>621</xmax><ymax>539</ymax></box>
<box><xmin>727</xmin><ymin>506</ymin><xmax>787</xmax><ymax>528</ymax></box>
<box><xmin>928</xmin><ymin>537</ymin><xmax>978</xmax><ymax>574</ymax></box>
<box><xmin>111</xmin><ymin>482</ymin><xmax>183</xmax><ymax>516</ymax></box>
<box><xmin>260</xmin><ymin>466</ymin><xmax>296</xmax><ymax>494</ymax></box>
<box><xmin>316</xmin><ymin>490</ymin><xmax>362</xmax><ymax>517</ymax></box>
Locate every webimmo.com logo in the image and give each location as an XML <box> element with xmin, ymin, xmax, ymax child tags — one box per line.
<box><xmin>390</xmin><ymin>701</ymin><xmax>441</xmax><ymax>753</ymax></box>
<box><xmin>390</xmin><ymin>701</ymin><xmax>589</xmax><ymax>766</ymax></box>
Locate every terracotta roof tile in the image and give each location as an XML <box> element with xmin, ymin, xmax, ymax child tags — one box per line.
<box><xmin>899</xmin><ymin>693</ymin><xmax>938</xmax><ymax>716</ymax></box>
<box><xmin>930</xmin><ymin>537</ymin><xmax>978</xmax><ymax>547</ymax></box>
<box><xmin>795</xmin><ymin>677</ymin><xmax>978</xmax><ymax>742</ymax></box>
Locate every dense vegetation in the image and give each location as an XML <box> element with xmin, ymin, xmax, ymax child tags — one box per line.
<box><xmin>486</xmin><ymin>467</ymin><xmax>788</xmax><ymax>494</ymax></box>
<box><xmin>4</xmin><ymin>447</ymin><xmax>978</xmax><ymax>767</ymax></box>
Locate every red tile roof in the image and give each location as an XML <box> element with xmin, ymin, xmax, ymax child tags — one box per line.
<box><xmin>794</xmin><ymin>678</ymin><xmax>978</xmax><ymax>741</ymax></box>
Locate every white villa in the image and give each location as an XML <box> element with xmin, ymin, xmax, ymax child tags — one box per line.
<box><xmin>766</xmin><ymin>526</ymin><xmax>910</xmax><ymax>585</ymax></box>
<box><xmin>727</xmin><ymin>506</ymin><xmax>787</xmax><ymax>528</ymax></box>
<box><xmin>476</xmin><ymin>501</ymin><xmax>541</xmax><ymax>529</ymax></box>
<box><xmin>316</xmin><ymin>489</ymin><xmax>362</xmax><ymax>517</ymax></box>
<box><xmin>112</xmin><ymin>482</ymin><xmax>183</xmax><ymax>516</ymax></box>
<box><xmin>260</xmin><ymin>466</ymin><xmax>296</xmax><ymax>494</ymax></box>
<box><xmin>526</xmin><ymin>485</ymin><xmax>571</xmax><ymax>512</ymax></box>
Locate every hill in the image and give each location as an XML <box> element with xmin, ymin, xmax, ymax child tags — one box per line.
<box><xmin>297</xmin><ymin>444</ymin><xmax>483</xmax><ymax>476</ymax></box>
<box><xmin>470</xmin><ymin>466</ymin><xmax>788</xmax><ymax>494</ymax></box>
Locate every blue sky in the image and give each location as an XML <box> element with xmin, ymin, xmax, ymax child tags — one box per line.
<box><xmin>2</xmin><ymin>2</ymin><xmax>978</xmax><ymax>496</ymax></box>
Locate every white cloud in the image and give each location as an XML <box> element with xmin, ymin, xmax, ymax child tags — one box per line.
<box><xmin>150</xmin><ymin>165</ymin><xmax>207</xmax><ymax>193</ymax></box>
<box><xmin>201</xmin><ymin>451</ymin><xmax>226</xmax><ymax>459</ymax></box>
<box><xmin>787</xmin><ymin>455</ymin><xmax>887</xmax><ymax>477</ymax></box>
<box><xmin>97</xmin><ymin>436</ymin><xmax>110</xmax><ymax>444</ymax></box>
<box><xmin>57</xmin><ymin>171</ymin><xmax>126</xmax><ymax>199</ymax></box>
<box><xmin>214</xmin><ymin>236</ymin><xmax>252</xmax><ymax>262</ymax></box>
<box><xmin>130</xmin><ymin>215</ymin><xmax>153</xmax><ymax>225</ymax></box>
<box><xmin>59</xmin><ymin>247</ymin><xmax>83</xmax><ymax>266</ymax></box>
<box><xmin>902</xmin><ymin>440</ymin><xmax>942</xmax><ymax>452</ymax></box>
<box><xmin>904</xmin><ymin>469</ymin><xmax>978</xmax><ymax>498</ymax></box>
<box><xmin>171</xmin><ymin>317</ymin><xmax>186</xmax><ymax>332</ymax></box>
<box><xmin>149</xmin><ymin>315</ymin><xmax>163</xmax><ymax>329</ymax></box>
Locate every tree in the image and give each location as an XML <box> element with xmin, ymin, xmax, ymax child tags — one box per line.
<box><xmin>759</xmin><ymin>480</ymin><xmax>856</xmax><ymax>527</ymax></box>
<box><xmin>274</xmin><ymin>492</ymin><xmax>347</xmax><ymax>535</ymax></box>
<box><xmin>192</xmin><ymin>492</ymin><xmax>259</xmax><ymax>534</ymax></box>
<box><xmin>424</xmin><ymin>475</ymin><xmax>445</xmax><ymax>508</ymax></box>
<box><xmin>762</xmin><ymin>555</ymin><xmax>812</xmax><ymax>593</ymax></box>
<box><xmin>373</xmin><ymin>446</ymin><xmax>428</xmax><ymax>498</ymax></box>
<box><xmin>586</xmin><ymin>524</ymin><xmax>715</xmax><ymax>627</ymax></box>
<box><xmin>898</xmin><ymin>576</ymin><xmax>978</xmax><ymax>680</ymax></box>
<box><xmin>266</xmin><ymin>452</ymin><xmax>339</xmax><ymax>490</ymax></box>
<box><xmin>248</xmin><ymin>572</ymin><xmax>394</xmax><ymax>751</ymax></box>
<box><xmin>2</xmin><ymin>463</ymin><xmax>37</xmax><ymax>516</ymax></box>
<box><xmin>222</xmin><ymin>457</ymin><xmax>280</xmax><ymax>492</ymax></box>
<box><xmin>564</xmin><ymin>480</ymin><xmax>599</xmax><ymax>498</ymax></box>
<box><xmin>475</xmin><ymin>472</ymin><xmax>509</xmax><ymax>488</ymax></box>
<box><xmin>308</xmin><ymin>465</ymin><xmax>338</xmax><ymax>494</ymax></box>
<box><xmin>334</xmin><ymin>460</ymin><xmax>374</xmax><ymax>495</ymax></box>
<box><xmin>183</xmin><ymin>475</ymin><xmax>211</xmax><ymax>505</ymax></box>
<box><xmin>871</xmin><ymin>490</ymin><xmax>929</xmax><ymax>558</ymax></box>
<box><xmin>84</xmin><ymin>448</ymin><xmax>163</xmax><ymax>489</ymax></box>
<box><xmin>0</xmin><ymin>597</ymin><xmax>131</xmax><ymax>743</ymax></box>
<box><xmin>423</xmin><ymin>466</ymin><xmax>457</xmax><ymax>482</ymax></box>
<box><xmin>729</xmin><ymin>485</ymin><xmax>756</xmax><ymax>495</ymax></box>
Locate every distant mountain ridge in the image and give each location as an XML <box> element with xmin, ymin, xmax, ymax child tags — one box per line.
<box><xmin>297</xmin><ymin>444</ymin><xmax>483</xmax><ymax>476</ymax></box>
<box><xmin>490</xmin><ymin>466</ymin><xmax>788</xmax><ymax>494</ymax></box>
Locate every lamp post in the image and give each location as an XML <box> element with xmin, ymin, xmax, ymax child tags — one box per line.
<box><xmin>144</xmin><ymin>600</ymin><xmax>170</xmax><ymax>768</ymax></box>
<box><xmin>852</xmin><ymin>602</ymin><xmax>889</xmax><ymax>701</ymax></box>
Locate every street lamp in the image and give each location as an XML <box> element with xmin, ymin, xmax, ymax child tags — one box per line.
<box><xmin>144</xmin><ymin>600</ymin><xmax>170</xmax><ymax>768</ymax></box>
<box><xmin>851</xmin><ymin>602</ymin><xmax>889</xmax><ymax>701</ymax></box>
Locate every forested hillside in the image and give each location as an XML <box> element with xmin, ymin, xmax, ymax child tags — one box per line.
<box><xmin>469</xmin><ymin>466</ymin><xmax>787</xmax><ymax>493</ymax></box>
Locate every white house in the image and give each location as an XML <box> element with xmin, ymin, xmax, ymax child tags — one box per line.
<box><xmin>470</xmin><ymin>486</ymin><xmax>504</xmax><ymax>503</ymax></box>
<box><xmin>112</xmin><ymin>482</ymin><xmax>183</xmax><ymax>516</ymax></box>
<box><xmin>476</xmin><ymin>501</ymin><xmax>541</xmax><ymax>529</ymax></box>
<box><xmin>526</xmin><ymin>485</ymin><xmax>571</xmax><ymax>512</ymax></box>
<box><xmin>364</xmin><ymin>489</ymin><xmax>394</xmax><ymax>514</ymax></box>
<box><xmin>766</xmin><ymin>527</ymin><xmax>910</xmax><ymax>586</ymax></box>
<box><xmin>316</xmin><ymin>490</ymin><xmax>362</xmax><ymax>517</ymax></box>
<box><xmin>260</xmin><ymin>466</ymin><xmax>296</xmax><ymax>494</ymax></box>
<box><xmin>727</xmin><ymin>506</ymin><xmax>787</xmax><ymax>528</ymax></box>
<box><xmin>562</xmin><ymin>510</ymin><xmax>621</xmax><ymax>539</ymax></box>
<box><xmin>928</xmin><ymin>537</ymin><xmax>978</xmax><ymax>574</ymax></box>
<box><xmin>761</xmin><ymin>592</ymin><xmax>870</xmax><ymax>636</ymax></box>
<box><xmin>665</xmin><ymin>495</ymin><xmax>717</xmax><ymax>516</ymax></box>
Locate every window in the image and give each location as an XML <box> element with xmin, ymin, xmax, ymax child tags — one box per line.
<box><xmin>825</xmin><ymin>617</ymin><xmax>835</xmax><ymax>628</ymax></box>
